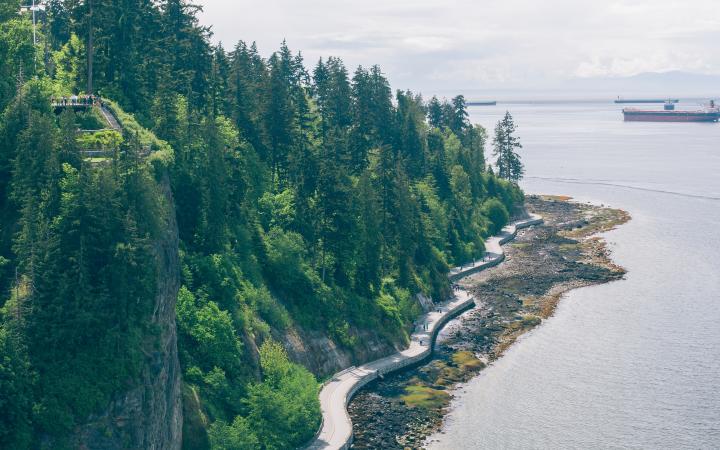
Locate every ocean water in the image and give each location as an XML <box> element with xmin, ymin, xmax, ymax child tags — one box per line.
<box><xmin>427</xmin><ymin>100</ymin><xmax>720</xmax><ymax>449</ymax></box>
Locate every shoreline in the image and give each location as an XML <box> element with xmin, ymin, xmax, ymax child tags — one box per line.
<box><xmin>305</xmin><ymin>215</ymin><xmax>544</xmax><ymax>449</ymax></box>
<box><xmin>348</xmin><ymin>195</ymin><xmax>630</xmax><ymax>449</ymax></box>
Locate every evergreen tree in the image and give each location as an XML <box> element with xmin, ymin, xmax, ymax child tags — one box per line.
<box><xmin>0</xmin><ymin>11</ymin><xmax>529</xmax><ymax>445</ymax></box>
<box><xmin>427</xmin><ymin>95</ymin><xmax>444</xmax><ymax>129</ymax></box>
<box><xmin>449</xmin><ymin>94</ymin><xmax>470</xmax><ymax>138</ymax></box>
<box><xmin>228</xmin><ymin>40</ymin><xmax>270</xmax><ymax>159</ymax></box>
<box><xmin>395</xmin><ymin>90</ymin><xmax>427</xmax><ymax>178</ymax></box>
<box><xmin>0</xmin><ymin>326</ymin><xmax>33</xmax><ymax>449</ymax></box>
<box><xmin>493</xmin><ymin>111</ymin><xmax>524</xmax><ymax>183</ymax></box>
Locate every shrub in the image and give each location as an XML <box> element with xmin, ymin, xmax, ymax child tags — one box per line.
<box><xmin>483</xmin><ymin>198</ymin><xmax>510</xmax><ymax>235</ymax></box>
<box><xmin>209</xmin><ymin>416</ymin><xmax>259</xmax><ymax>450</ymax></box>
<box><xmin>243</xmin><ymin>340</ymin><xmax>320</xmax><ymax>450</ymax></box>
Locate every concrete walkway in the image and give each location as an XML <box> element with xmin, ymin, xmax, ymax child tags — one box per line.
<box><xmin>306</xmin><ymin>213</ymin><xmax>543</xmax><ymax>450</ymax></box>
<box><xmin>100</xmin><ymin>105</ymin><xmax>122</xmax><ymax>131</ymax></box>
<box><xmin>448</xmin><ymin>213</ymin><xmax>544</xmax><ymax>281</ymax></box>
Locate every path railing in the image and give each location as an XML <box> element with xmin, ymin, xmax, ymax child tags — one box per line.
<box><xmin>305</xmin><ymin>213</ymin><xmax>543</xmax><ymax>450</ymax></box>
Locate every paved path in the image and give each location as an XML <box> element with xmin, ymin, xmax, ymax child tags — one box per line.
<box><xmin>99</xmin><ymin>105</ymin><xmax>122</xmax><ymax>131</ymax></box>
<box><xmin>306</xmin><ymin>213</ymin><xmax>543</xmax><ymax>450</ymax></box>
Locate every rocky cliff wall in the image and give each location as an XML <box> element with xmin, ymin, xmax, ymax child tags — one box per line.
<box><xmin>72</xmin><ymin>175</ymin><xmax>183</xmax><ymax>450</ymax></box>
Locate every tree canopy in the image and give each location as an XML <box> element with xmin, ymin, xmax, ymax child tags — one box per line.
<box><xmin>0</xmin><ymin>2</ymin><xmax>525</xmax><ymax>449</ymax></box>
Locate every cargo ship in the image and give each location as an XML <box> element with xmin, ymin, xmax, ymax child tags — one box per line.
<box><xmin>467</xmin><ymin>101</ymin><xmax>497</xmax><ymax>106</ymax></box>
<box><xmin>622</xmin><ymin>101</ymin><xmax>719</xmax><ymax>122</ymax></box>
<box><xmin>615</xmin><ymin>98</ymin><xmax>679</xmax><ymax>104</ymax></box>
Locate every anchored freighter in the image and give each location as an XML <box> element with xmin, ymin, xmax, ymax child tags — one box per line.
<box><xmin>615</xmin><ymin>98</ymin><xmax>679</xmax><ymax>104</ymax></box>
<box><xmin>622</xmin><ymin>101</ymin><xmax>719</xmax><ymax>122</ymax></box>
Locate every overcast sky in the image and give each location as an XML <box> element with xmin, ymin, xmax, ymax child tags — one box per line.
<box><xmin>198</xmin><ymin>0</ymin><xmax>720</xmax><ymax>95</ymax></box>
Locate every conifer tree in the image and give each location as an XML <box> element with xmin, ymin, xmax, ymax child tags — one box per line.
<box><xmin>0</xmin><ymin>8</ymin><xmax>529</xmax><ymax>444</ymax></box>
<box><xmin>449</xmin><ymin>95</ymin><xmax>470</xmax><ymax>138</ymax></box>
<box><xmin>427</xmin><ymin>96</ymin><xmax>444</xmax><ymax>129</ymax></box>
<box><xmin>493</xmin><ymin>111</ymin><xmax>524</xmax><ymax>183</ymax></box>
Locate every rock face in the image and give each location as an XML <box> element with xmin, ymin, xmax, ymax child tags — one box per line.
<box><xmin>281</xmin><ymin>299</ymin><xmax>433</xmax><ymax>380</ymax></box>
<box><xmin>416</xmin><ymin>293</ymin><xmax>435</xmax><ymax>312</ymax></box>
<box><xmin>73</xmin><ymin>176</ymin><xmax>183</xmax><ymax>450</ymax></box>
<box><xmin>282</xmin><ymin>325</ymin><xmax>404</xmax><ymax>379</ymax></box>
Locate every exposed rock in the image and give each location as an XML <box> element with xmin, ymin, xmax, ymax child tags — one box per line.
<box><xmin>416</xmin><ymin>294</ymin><xmax>435</xmax><ymax>313</ymax></box>
<box><xmin>348</xmin><ymin>195</ymin><xmax>630</xmax><ymax>448</ymax></box>
<box><xmin>282</xmin><ymin>324</ymin><xmax>404</xmax><ymax>378</ymax></box>
<box><xmin>72</xmin><ymin>175</ymin><xmax>183</xmax><ymax>450</ymax></box>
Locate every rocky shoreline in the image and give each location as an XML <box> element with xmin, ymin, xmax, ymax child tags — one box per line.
<box><xmin>347</xmin><ymin>195</ymin><xmax>630</xmax><ymax>449</ymax></box>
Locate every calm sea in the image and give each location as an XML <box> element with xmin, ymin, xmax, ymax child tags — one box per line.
<box><xmin>428</xmin><ymin>100</ymin><xmax>720</xmax><ymax>449</ymax></box>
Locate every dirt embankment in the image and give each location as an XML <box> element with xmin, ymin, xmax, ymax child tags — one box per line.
<box><xmin>348</xmin><ymin>195</ymin><xmax>630</xmax><ymax>449</ymax></box>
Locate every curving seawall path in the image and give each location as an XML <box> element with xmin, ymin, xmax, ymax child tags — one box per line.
<box><xmin>306</xmin><ymin>214</ymin><xmax>543</xmax><ymax>450</ymax></box>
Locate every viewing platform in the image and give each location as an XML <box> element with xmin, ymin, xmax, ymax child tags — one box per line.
<box><xmin>52</xmin><ymin>102</ymin><xmax>94</xmax><ymax>113</ymax></box>
<box><xmin>51</xmin><ymin>95</ymin><xmax>101</xmax><ymax>114</ymax></box>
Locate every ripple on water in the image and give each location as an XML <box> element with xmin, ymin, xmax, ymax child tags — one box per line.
<box><xmin>427</xmin><ymin>102</ymin><xmax>720</xmax><ymax>450</ymax></box>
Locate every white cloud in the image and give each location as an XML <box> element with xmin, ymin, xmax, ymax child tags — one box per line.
<box><xmin>198</xmin><ymin>0</ymin><xmax>720</xmax><ymax>93</ymax></box>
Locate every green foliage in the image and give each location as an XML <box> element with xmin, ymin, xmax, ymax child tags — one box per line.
<box><xmin>206</xmin><ymin>340</ymin><xmax>319</xmax><ymax>450</ymax></box>
<box><xmin>493</xmin><ymin>111</ymin><xmax>525</xmax><ymax>183</ymax></box>
<box><xmin>74</xmin><ymin>107</ymin><xmax>107</xmax><ymax>130</ymax></box>
<box><xmin>75</xmin><ymin>129</ymin><xmax>123</xmax><ymax>150</ymax></box>
<box><xmin>0</xmin><ymin>4</ymin><xmax>527</xmax><ymax>448</ymax></box>
<box><xmin>209</xmin><ymin>416</ymin><xmax>260</xmax><ymax>450</ymax></box>
<box><xmin>176</xmin><ymin>286</ymin><xmax>243</xmax><ymax>375</ymax></box>
<box><xmin>244</xmin><ymin>340</ymin><xmax>320</xmax><ymax>450</ymax></box>
<box><xmin>242</xmin><ymin>284</ymin><xmax>290</xmax><ymax>331</ymax></box>
<box><xmin>258</xmin><ymin>189</ymin><xmax>296</xmax><ymax>230</ymax></box>
<box><xmin>24</xmin><ymin>159</ymin><xmax>162</xmax><ymax>434</ymax></box>
<box><xmin>483</xmin><ymin>198</ymin><xmax>510</xmax><ymax>235</ymax></box>
<box><xmin>0</xmin><ymin>16</ymin><xmax>35</xmax><ymax>109</ymax></box>
<box><xmin>52</xmin><ymin>33</ymin><xmax>84</xmax><ymax>95</ymax></box>
<box><xmin>104</xmin><ymin>100</ymin><xmax>173</xmax><ymax>159</ymax></box>
<box><xmin>0</xmin><ymin>86</ymin><xmax>166</xmax><ymax>442</ymax></box>
<box><xmin>0</xmin><ymin>326</ymin><xmax>33</xmax><ymax>449</ymax></box>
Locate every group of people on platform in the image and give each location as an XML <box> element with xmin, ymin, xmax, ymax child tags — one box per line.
<box><xmin>51</xmin><ymin>94</ymin><xmax>99</xmax><ymax>107</ymax></box>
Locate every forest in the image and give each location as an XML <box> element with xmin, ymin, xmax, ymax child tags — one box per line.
<box><xmin>0</xmin><ymin>1</ymin><xmax>523</xmax><ymax>449</ymax></box>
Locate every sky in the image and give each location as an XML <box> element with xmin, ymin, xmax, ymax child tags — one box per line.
<box><xmin>198</xmin><ymin>0</ymin><xmax>720</xmax><ymax>97</ymax></box>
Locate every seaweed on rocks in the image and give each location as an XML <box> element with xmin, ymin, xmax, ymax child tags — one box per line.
<box><xmin>348</xmin><ymin>195</ymin><xmax>630</xmax><ymax>449</ymax></box>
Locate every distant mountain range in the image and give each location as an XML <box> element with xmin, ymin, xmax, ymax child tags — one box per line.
<box><xmin>564</xmin><ymin>71</ymin><xmax>720</xmax><ymax>98</ymax></box>
<box><xmin>448</xmin><ymin>71</ymin><xmax>720</xmax><ymax>102</ymax></box>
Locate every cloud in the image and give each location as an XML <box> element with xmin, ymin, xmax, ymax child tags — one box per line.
<box><xmin>198</xmin><ymin>0</ymin><xmax>720</xmax><ymax>93</ymax></box>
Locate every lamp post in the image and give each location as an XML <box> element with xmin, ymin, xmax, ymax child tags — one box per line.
<box><xmin>19</xmin><ymin>0</ymin><xmax>45</xmax><ymax>75</ymax></box>
<box><xmin>88</xmin><ymin>0</ymin><xmax>93</xmax><ymax>94</ymax></box>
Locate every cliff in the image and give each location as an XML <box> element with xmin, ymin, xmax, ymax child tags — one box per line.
<box><xmin>282</xmin><ymin>325</ymin><xmax>404</xmax><ymax>379</ymax></box>
<box><xmin>71</xmin><ymin>176</ymin><xmax>183</xmax><ymax>450</ymax></box>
